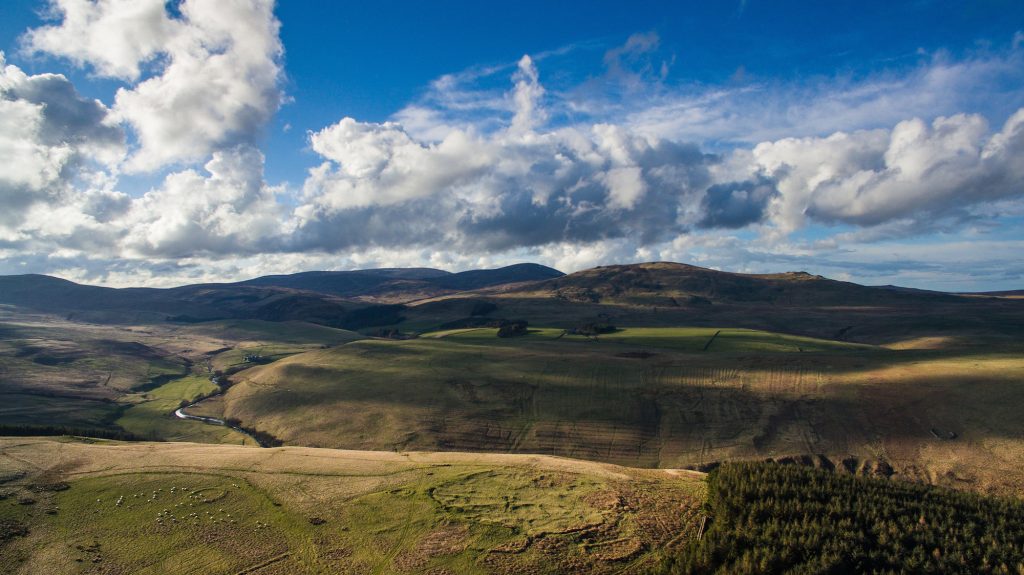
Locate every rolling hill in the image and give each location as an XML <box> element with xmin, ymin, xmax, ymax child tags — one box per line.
<box><xmin>400</xmin><ymin>262</ymin><xmax>1024</xmax><ymax>346</ymax></box>
<box><xmin>214</xmin><ymin>324</ymin><xmax>1024</xmax><ymax>496</ymax></box>
<box><xmin>2</xmin><ymin>261</ymin><xmax>1024</xmax><ymax>573</ymax></box>
<box><xmin>0</xmin><ymin>437</ymin><xmax>705</xmax><ymax>574</ymax></box>
<box><xmin>479</xmin><ymin>261</ymin><xmax>959</xmax><ymax>306</ymax></box>
<box><xmin>235</xmin><ymin>263</ymin><xmax>564</xmax><ymax>302</ymax></box>
<box><xmin>0</xmin><ymin>263</ymin><xmax>564</xmax><ymax>327</ymax></box>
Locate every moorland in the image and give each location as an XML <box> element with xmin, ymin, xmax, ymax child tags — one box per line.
<box><xmin>2</xmin><ymin>261</ymin><xmax>1023</xmax><ymax>573</ymax></box>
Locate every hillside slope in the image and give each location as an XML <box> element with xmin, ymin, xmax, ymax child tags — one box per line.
<box><xmin>0</xmin><ymin>437</ymin><xmax>703</xmax><ymax>574</ymax></box>
<box><xmin>505</xmin><ymin>262</ymin><xmax>959</xmax><ymax>307</ymax></box>
<box><xmin>236</xmin><ymin>263</ymin><xmax>564</xmax><ymax>302</ymax></box>
<box><xmin>0</xmin><ymin>274</ymin><xmax>393</xmax><ymax>328</ymax></box>
<box><xmin>0</xmin><ymin>264</ymin><xmax>564</xmax><ymax>324</ymax></box>
<box><xmin>221</xmin><ymin>328</ymin><xmax>1024</xmax><ymax>496</ymax></box>
<box><xmin>402</xmin><ymin>262</ymin><xmax>1024</xmax><ymax>345</ymax></box>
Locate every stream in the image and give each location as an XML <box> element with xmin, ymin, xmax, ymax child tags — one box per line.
<box><xmin>169</xmin><ymin>396</ymin><xmax>264</xmax><ymax>446</ymax></box>
<box><xmin>171</xmin><ymin>373</ymin><xmax>268</xmax><ymax>447</ymax></box>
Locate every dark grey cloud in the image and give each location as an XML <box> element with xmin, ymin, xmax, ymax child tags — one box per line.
<box><xmin>3</xmin><ymin>72</ymin><xmax>124</xmax><ymax>151</ymax></box>
<box><xmin>697</xmin><ymin>177</ymin><xmax>777</xmax><ymax>229</ymax></box>
<box><xmin>0</xmin><ymin>58</ymin><xmax>124</xmax><ymax>230</ymax></box>
<box><xmin>297</xmin><ymin>119</ymin><xmax>717</xmax><ymax>254</ymax></box>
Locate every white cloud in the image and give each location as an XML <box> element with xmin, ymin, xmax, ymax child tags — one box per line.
<box><xmin>24</xmin><ymin>0</ymin><xmax>284</xmax><ymax>172</ymax></box>
<box><xmin>302</xmin><ymin>120</ymin><xmax>492</xmax><ymax>212</ymax></box>
<box><xmin>22</xmin><ymin>0</ymin><xmax>176</xmax><ymax>80</ymax></box>
<box><xmin>745</xmin><ymin>110</ymin><xmax>1024</xmax><ymax>232</ymax></box>
<box><xmin>510</xmin><ymin>55</ymin><xmax>546</xmax><ymax>134</ymax></box>
<box><xmin>0</xmin><ymin>53</ymin><xmax>124</xmax><ymax>231</ymax></box>
<box><xmin>297</xmin><ymin>107</ymin><xmax>711</xmax><ymax>253</ymax></box>
<box><xmin>120</xmin><ymin>145</ymin><xmax>284</xmax><ymax>258</ymax></box>
<box><xmin>602</xmin><ymin>166</ymin><xmax>647</xmax><ymax>210</ymax></box>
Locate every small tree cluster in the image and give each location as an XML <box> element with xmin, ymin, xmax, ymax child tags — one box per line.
<box><xmin>567</xmin><ymin>322</ymin><xmax>617</xmax><ymax>336</ymax></box>
<box><xmin>496</xmin><ymin>320</ymin><xmax>529</xmax><ymax>338</ymax></box>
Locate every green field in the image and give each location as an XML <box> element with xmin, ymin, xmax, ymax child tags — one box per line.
<box><xmin>116</xmin><ymin>373</ymin><xmax>254</xmax><ymax>445</ymax></box>
<box><xmin>0</xmin><ymin>312</ymin><xmax>359</xmax><ymax>443</ymax></box>
<box><xmin>0</xmin><ymin>438</ymin><xmax>704</xmax><ymax>574</ymax></box>
<box><xmin>223</xmin><ymin>331</ymin><xmax>1024</xmax><ymax>495</ymax></box>
<box><xmin>179</xmin><ymin>319</ymin><xmax>364</xmax><ymax>345</ymax></box>
<box><xmin>430</xmin><ymin>326</ymin><xmax>877</xmax><ymax>352</ymax></box>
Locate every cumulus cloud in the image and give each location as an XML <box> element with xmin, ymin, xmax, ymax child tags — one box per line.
<box><xmin>22</xmin><ymin>0</ymin><xmax>176</xmax><ymax>80</ymax></box>
<box><xmin>698</xmin><ymin>177</ymin><xmax>778</xmax><ymax>229</ymax></box>
<box><xmin>4</xmin><ymin>15</ymin><xmax>1024</xmax><ymax>292</ymax></box>
<box><xmin>0</xmin><ymin>53</ymin><xmax>124</xmax><ymax>231</ymax></box>
<box><xmin>743</xmin><ymin>110</ymin><xmax>1024</xmax><ymax>232</ymax></box>
<box><xmin>510</xmin><ymin>55</ymin><xmax>546</xmax><ymax>133</ymax></box>
<box><xmin>119</xmin><ymin>145</ymin><xmax>284</xmax><ymax>258</ymax></box>
<box><xmin>298</xmin><ymin>110</ymin><xmax>712</xmax><ymax>253</ymax></box>
<box><xmin>24</xmin><ymin>0</ymin><xmax>283</xmax><ymax>172</ymax></box>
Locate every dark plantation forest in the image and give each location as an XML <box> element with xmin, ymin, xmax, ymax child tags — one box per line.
<box><xmin>654</xmin><ymin>462</ymin><xmax>1024</xmax><ymax>574</ymax></box>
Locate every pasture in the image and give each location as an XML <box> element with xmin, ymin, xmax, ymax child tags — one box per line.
<box><xmin>225</xmin><ymin>329</ymin><xmax>1024</xmax><ymax>495</ymax></box>
<box><xmin>0</xmin><ymin>437</ymin><xmax>704</xmax><ymax>574</ymax></box>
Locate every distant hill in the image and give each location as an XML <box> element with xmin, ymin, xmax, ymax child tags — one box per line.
<box><xmin>964</xmin><ymin>289</ymin><xmax>1024</xmax><ymax>297</ymax></box>
<box><xmin>0</xmin><ymin>264</ymin><xmax>564</xmax><ymax>328</ymax></box>
<box><xmin>0</xmin><ymin>273</ymin><xmax>361</xmax><ymax>326</ymax></box>
<box><xmin>495</xmin><ymin>261</ymin><xmax>960</xmax><ymax>307</ymax></box>
<box><xmin>235</xmin><ymin>263</ymin><xmax>564</xmax><ymax>302</ymax></box>
<box><xmin>6</xmin><ymin>263</ymin><xmax>1021</xmax><ymax>341</ymax></box>
<box><xmin>398</xmin><ymin>262</ymin><xmax>1024</xmax><ymax>344</ymax></box>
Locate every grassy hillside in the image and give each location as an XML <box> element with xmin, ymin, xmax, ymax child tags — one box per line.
<box><xmin>222</xmin><ymin>328</ymin><xmax>1024</xmax><ymax>495</ymax></box>
<box><xmin>0</xmin><ymin>309</ymin><xmax>361</xmax><ymax>441</ymax></box>
<box><xmin>5</xmin><ymin>439</ymin><xmax>1023</xmax><ymax>574</ymax></box>
<box><xmin>0</xmin><ymin>437</ymin><xmax>703</xmax><ymax>574</ymax></box>
<box><xmin>178</xmin><ymin>319</ymin><xmax>363</xmax><ymax>346</ymax></box>
<box><xmin>236</xmin><ymin>263</ymin><xmax>564</xmax><ymax>303</ymax></box>
<box><xmin>403</xmin><ymin>262</ymin><xmax>1024</xmax><ymax>346</ymax></box>
<box><xmin>432</xmin><ymin>327</ymin><xmax>874</xmax><ymax>353</ymax></box>
<box><xmin>501</xmin><ymin>262</ymin><xmax>958</xmax><ymax>307</ymax></box>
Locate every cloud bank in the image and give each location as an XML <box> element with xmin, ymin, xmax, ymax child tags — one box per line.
<box><xmin>3</xmin><ymin>4</ymin><xmax>1024</xmax><ymax>291</ymax></box>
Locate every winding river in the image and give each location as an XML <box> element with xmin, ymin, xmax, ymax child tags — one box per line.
<box><xmin>172</xmin><ymin>385</ymin><xmax>267</xmax><ymax>447</ymax></box>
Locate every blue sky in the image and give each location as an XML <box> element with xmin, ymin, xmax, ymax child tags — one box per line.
<box><xmin>0</xmin><ymin>0</ymin><xmax>1022</xmax><ymax>290</ymax></box>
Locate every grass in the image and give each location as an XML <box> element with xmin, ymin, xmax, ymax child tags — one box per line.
<box><xmin>209</xmin><ymin>343</ymin><xmax>330</xmax><ymax>373</ymax></box>
<box><xmin>0</xmin><ymin>437</ymin><xmax>704</xmax><ymax>574</ymax></box>
<box><xmin>180</xmin><ymin>319</ymin><xmax>364</xmax><ymax>346</ymax></box>
<box><xmin>431</xmin><ymin>326</ymin><xmax>877</xmax><ymax>352</ymax></box>
<box><xmin>0</xmin><ymin>393</ymin><xmax>121</xmax><ymax>430</ymax></box>
<box><xmin>0</xmin><ymin>310</ymin><xmax>366</xmax><ymax>444</ymax></box>
<box><xmin>223</xmin><ymin>332</ymin><xmax>1024</xmax><ymax>496</ymax></box>
<box><xmin>116</xmin><ymin>374</ymin><xmax>254</xmax><ymax>445</ymax></box>
<box><xmin>597</xmin><ymin>327</ymin><xmax>876</xmax><ymax>352</ymax></box>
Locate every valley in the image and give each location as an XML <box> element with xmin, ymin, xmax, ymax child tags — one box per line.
<box><xmin>1</xmin><ymin>261</ymin><xmax>1023</xmax><ymax>573</ymax></box>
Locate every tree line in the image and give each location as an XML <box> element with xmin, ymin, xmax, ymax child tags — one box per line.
<box><xmin>651</xmin><ymin>461</ymin><xmax>1024</xmax><ymax>574</ymax></box>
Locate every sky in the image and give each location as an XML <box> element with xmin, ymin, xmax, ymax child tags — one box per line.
<box><xmin>0</xmin><ymin>1</ymin><xmax>1023</xmax><ymax>290</ymax></box>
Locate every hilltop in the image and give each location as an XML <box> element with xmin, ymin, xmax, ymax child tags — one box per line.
<box><xmin>235</xmin><ymin>263</ymin><xmax>564</xmax><ymax>302</ymax></box>
<box><xmin>0</xmin><ymin>263</ymin><xmax>563</xmax><ymax>326</ymax></box>
<box><xmin>505</xmin><ymin>261</ymin><xmax>957</xmax><ymax>306</ymax></box>
<box><xmin>0</xmin><ymin>437</ymin><xmax>704</xmax><ymax>574</ymax></box>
